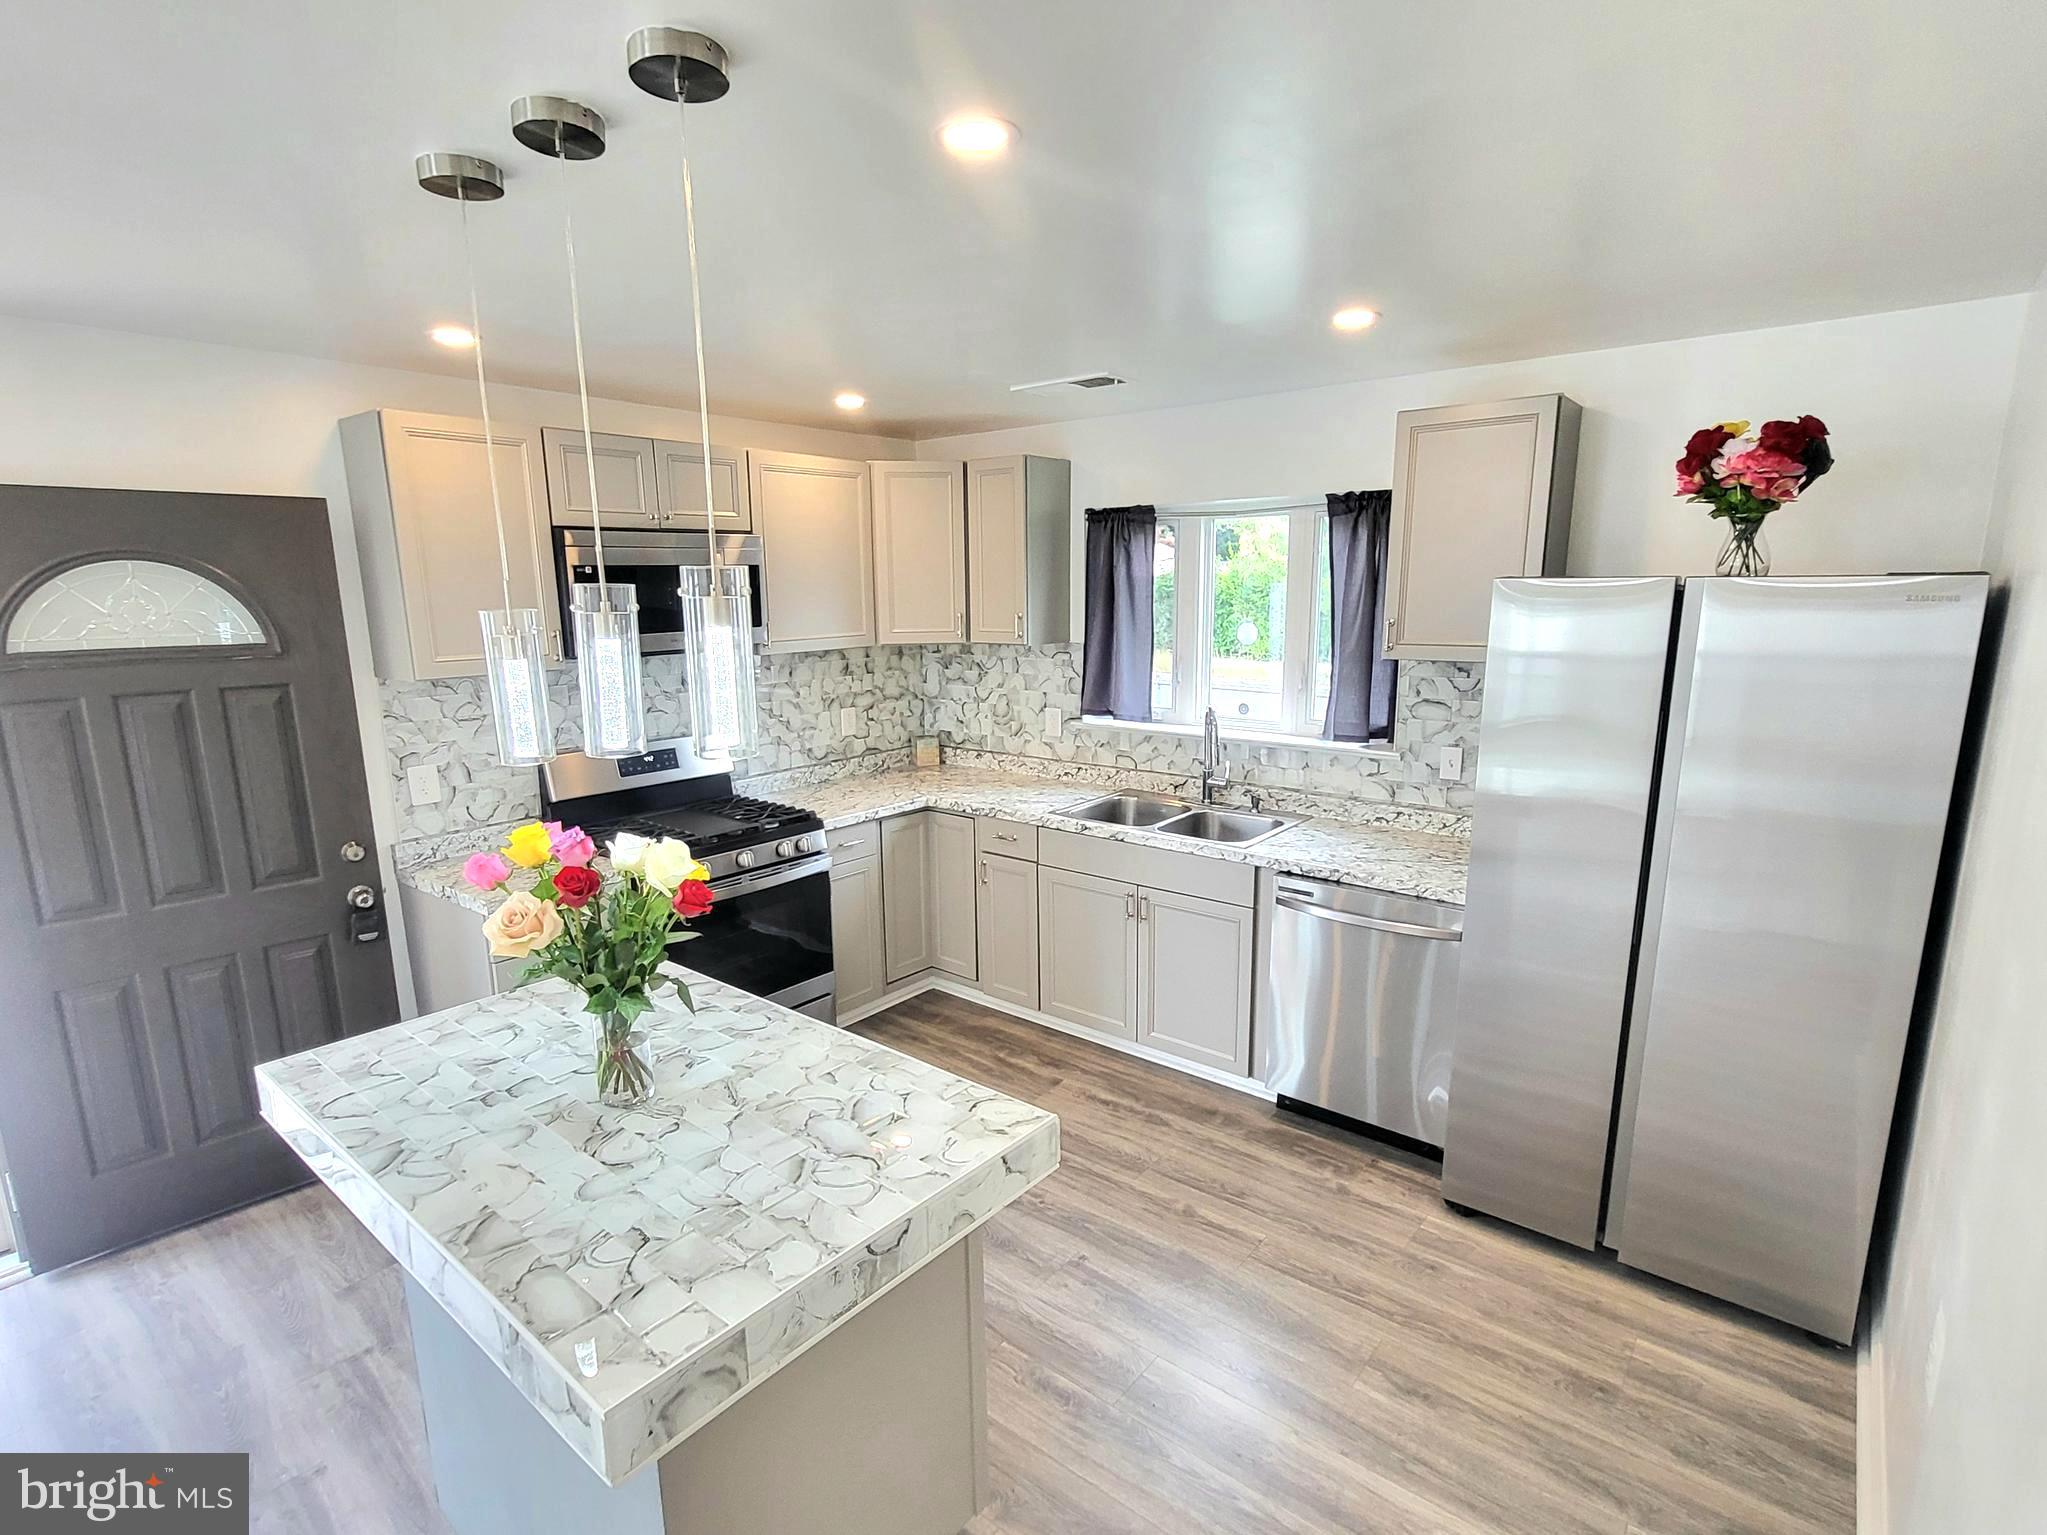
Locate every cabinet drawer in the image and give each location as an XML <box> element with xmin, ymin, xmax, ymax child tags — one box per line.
<box><xmin>1037</xmin><ymin>827</ymin><xmax>1256</xmax><ymax>908</ymax></box>
<box><xmin>975</xmin><ymin>817</ymin><xmax>1038</xmax><ymax>860</ymax></box>
<box><xmin>825</xmin><ymin>821</ymin><xmax>880</xmax><ymax>864</ymax></box>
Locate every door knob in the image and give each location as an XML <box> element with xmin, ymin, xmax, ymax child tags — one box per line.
<box><xmin>346</xmin><ymin>884</ymin><xmax>377</xmax><ymax>910</ymax></box>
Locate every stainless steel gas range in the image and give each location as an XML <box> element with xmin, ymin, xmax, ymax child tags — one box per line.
<box><xmin>539</xmin><ymin>738</ymin><xmax>835</xmax><ymax>1022</ymax></box>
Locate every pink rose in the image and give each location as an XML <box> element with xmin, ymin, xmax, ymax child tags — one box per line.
<box><xmin>1765</xmin><ymin>477</ymin><xmax>1803</xmax><ymax>502</ymax></box>
<box><xmin>1720</xmin><ymin>447</ymin><xmax>1804</xmax><ymax>493</ymax></box>
<box><xmin>463</xmin><ymin>851</ymin><xmax>511</xmax><ymax>891</ymax></box>
<box><xmin>549</xmin><ymin>824</ymin><xmax>597</xmax><ymax>867</ymax></box>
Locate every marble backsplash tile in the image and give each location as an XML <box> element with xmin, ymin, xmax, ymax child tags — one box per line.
<box><xmin>382</xmin><ymin>642</ymin><xmax>1481</xmax><ymax>844</ymax></box>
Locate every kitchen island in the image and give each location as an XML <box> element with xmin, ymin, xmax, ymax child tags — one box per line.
<box><xmin>256</xmin><ymin>967</ymin><xmax>1058</xmax><ymax>1535</ymax></box>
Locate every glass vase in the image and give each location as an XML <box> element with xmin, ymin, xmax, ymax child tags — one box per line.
<box><xmin>679</xmin><ymin>563</ymin><xmax>761</xmax><ymax>760</ymax></box>
<box><xmin>590</xmin><ymin>1010</ymin><xmax>653</xmax><ymax>1108</ymax></box>
<box><xmin>478</xmin><ymin>608</ymin><xmax>555</xmax><ymax>766</ymax></box>
<box><xmin>570</xmin><ymin>582</ymin><xmax>646</xmax><ymax>758</ymax></box>
<box><xmin>1716</xmin><ymin>517</ymin><xmax>1771</xmax><ymax>577</ymax></box>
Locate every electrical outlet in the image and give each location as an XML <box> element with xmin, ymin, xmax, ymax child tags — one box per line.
<box><xmin>838</xmin><ymin>707</ymin><xmax>859</xmax><ymax>736</ymax></box>
<box><xmin>1043</xmin><ymin>706</ymin><xmax>1062</xmax><ymax>738</ymax></box>
<box><xmin>406</xmin><ymin>763</ymin><xmax>444</xmax><ymax>806</ymax></box>
<box><xmin>1438</xmin><ymin>745</ymin><xmax>1465</xmax><ymax>782</ymax></box>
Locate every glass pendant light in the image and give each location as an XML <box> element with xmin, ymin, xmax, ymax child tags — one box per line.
<box><xmin>512</xmin><ymin>96</ymin><xmax>646</xmax><ymax>758</ymax></box>
<box><xmin>415</xmin><ymin>152</ymin><xmax>554</xmax><ymax>767</ymax></box>
<box><xmin>628</xmin><ymin>29</ymin><xmax>761</xmax><ymax>761</ymax></box>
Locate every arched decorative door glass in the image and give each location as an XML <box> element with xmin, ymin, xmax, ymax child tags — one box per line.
<box><xmin>5</xmin><ymin>558</ymin><xmax>268</xmax><ymax>654</ymax></box>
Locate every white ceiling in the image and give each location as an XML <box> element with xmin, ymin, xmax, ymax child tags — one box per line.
<box><xmin>6</xmin><ymin>0</ymin><xmax>2046</xmax><ymax>438</ymax></box>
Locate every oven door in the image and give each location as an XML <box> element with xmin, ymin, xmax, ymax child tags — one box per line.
<box><xmin>671</xmin><ymin>855</ymin><xmax>835</xmax><ymax>1022</ymax></box>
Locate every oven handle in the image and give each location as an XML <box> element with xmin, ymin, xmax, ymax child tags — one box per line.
<box><xmin>709</xmin><ymin>852</ymin><xmax>832</xmax><ymax>899</ymax></box>
<box><xmin>1273</xmin><ymin>895</ymin><xmax>1462</xmax><ymax>941</ymax></box>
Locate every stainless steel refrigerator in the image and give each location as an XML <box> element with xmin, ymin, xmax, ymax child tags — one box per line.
<box><xmin>1441</xmin><ymin>573</ymin><xmax>1986</xmax><ymax>1342</ymax></box>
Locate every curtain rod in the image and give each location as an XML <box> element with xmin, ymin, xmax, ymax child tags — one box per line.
<box><xmin>1150</xmin><ymin>494</ymin><xmax>1326</xmax><ymax>518</ymax></box>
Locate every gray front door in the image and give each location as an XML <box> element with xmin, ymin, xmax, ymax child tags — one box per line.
<box><xmin>0</xmin><ymin>485</ymin><xmax>398</xmax><ymax>1271</ymax></box>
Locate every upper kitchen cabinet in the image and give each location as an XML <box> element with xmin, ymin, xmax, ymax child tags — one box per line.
<box><xmin>966</xmin><ymin>455</ymin><xmax>1073</xmax><ymax>645</ymax></box>
<box><xmin>1384</xmin><ymin>394</ymin><xmax>1581</xmax><ymax>661</ymax></box>
<box><xmin>752</xmin><ymin>449</ymin><xmax>876</xmax><ymax>653</ymax></box>
<box><xmin>871</xmin><ymin>460</ymin><xmax>967</xmax><ymax>644</ymax></box>
<box><xmin>654</xmin><ymin>438</ymin><xmax>751</xmax><ymax>532</ymax></box>
<box><xmin>341</xmin><ymin>409</ymin><xmax>561</xmax><ymax>682</ymax></box>
<box><xmin>542</xmin><ymin>427</ymin><xmax>661</xmax><ymax>529</ymax></box>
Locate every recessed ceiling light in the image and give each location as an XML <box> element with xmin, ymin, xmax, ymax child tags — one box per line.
<box><xmin>429</xmin><ymin>323</ymin><xmax>477</xmax><ymax>349</ymax></box>
<box><xmin>938</xmin><ymin>114</ymin><xmax>1016</xmax><ymax>161</ymax></box>
<box><xmin>1331</xmin><ymin>306</ymin><xmax>1379</xmax><ymax>333</ymax></box>
<box><xmin>834</xmin><ymin>391</ymin><xmax>867</xmax><ymax>411</ymax></box>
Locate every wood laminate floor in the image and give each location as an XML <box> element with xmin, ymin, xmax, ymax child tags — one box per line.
<box><xmin>0</xmin><ymin>991</ymin><xmax>1855</xmax><ymax>1534</ymax></box>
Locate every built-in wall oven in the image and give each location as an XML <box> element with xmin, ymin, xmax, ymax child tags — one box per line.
<box><xmin>552</xmin><ymin>528</ymin><xmax>766</xmax><ymax>656</ymax></box>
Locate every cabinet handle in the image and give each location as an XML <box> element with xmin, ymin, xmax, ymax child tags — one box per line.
<box><xmin>1013</xmin><ymin>613</ymin><xmax>1023</xmax><ymax>640</ymax></box>
<box><xmin>1125</xmin><ymin>891</ymin><xmax>1136</xmax><ymax>921</ymax></box>
<box><xmin>955</xmin><ymin>610</ymin><xmax>964</xmax><ymax>638</ymax></box>
<box><xmin>1137</xmin><ymin>893</ymin><xmax>1151</xmax><ymax>923</ymax></box>
<box><xmin>1385</xmin><ymin>617</ymin><xmax>1398</xmax><ymax>646</ymax></box>
<box><xmin>994</xmin><ymin>830</ymin><xmax>1018</xmax><ymax>843</ymax></box>
<box><xmin>980</xmin><ymin>860</ymin><xmax>990</xmax><ymax>885</ymax></box>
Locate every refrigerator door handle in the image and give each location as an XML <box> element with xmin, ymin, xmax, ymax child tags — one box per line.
<box><xmin>1274</xmin><ymin>896</ymin><xmax>1462</xmax><ymax>942</ymax></box>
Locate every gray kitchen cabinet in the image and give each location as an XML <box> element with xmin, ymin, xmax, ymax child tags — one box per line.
<box><xmin>829</xmin><ymin>854</ymin><xmax>886</xmax><ymax>1018</ymax></box>
<box><xmin>1037</xmin><ymin>866</ymin><xmax>1138</xmax><ymax>1040</ymax></box>
<box><xmin>1135</xmin><ymin>886</ymin><xmax>1254</xmax><ymax>1075</ymax></box>
<box><xmin>654</xmin><ymin>438</ymin><xmax>751</xmax><ymax>531</ymax></box>
<box><xmin>542</xmin><ymin>427</ymin><xmax>663</xmax><ymax>529</ymax></box>
<box><xmin>881</xmin><ymin>812</ymin><xmax>933</xmax><ymax>982</ymax></box>
<box><xmin>929</xmin><ymin>811</ymin><xmax>979</xmax><ymax>981</ymax></box>
<box><xmin>342</xmin><ymin>408</ymin><xmax>562</xmax><ymax>681</ymax></box>
<box><xmin>976</xmin><ymin>852</ymin><xmax>1039</xmax><ymax>1011</ymax></box>
<box><xmin>871</xmin><ymin>460</ymin><xmax>967</xmax><ymax>644</ymax></box>
<box><xmin>753</xmin><ymin>449</ymin><xmax>876</xmax><ymax>652</ymax></box>
<box><xmin>965</xmin><ymin>455</ymin><xmax>1072</xmax><ymax>645</ymax></box>
<box><xmin>1384</xmin><ymin>393</ymin><xmax>1581</xmax><ymax>661</ymax></box>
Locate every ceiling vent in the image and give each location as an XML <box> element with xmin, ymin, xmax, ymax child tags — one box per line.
<box><xmin>1009</xmin><ymin>372</ymin><xmax>1126</xmax><ymax>394</ymax></box>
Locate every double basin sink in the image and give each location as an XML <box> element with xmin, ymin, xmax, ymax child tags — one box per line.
<box><xmin>1058</xmin><ymin>792</ymin><xmax>1295</xmax><ymax>847</ymax></box>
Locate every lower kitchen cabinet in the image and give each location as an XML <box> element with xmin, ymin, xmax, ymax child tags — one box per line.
<box><xmin>930</xmin><ymin>812</ymin><xmax>978</xmax><ymax>981</ymax></box>
<box><xmin>829</xmin><ymin>856</ymin><xmax>886</xmax><ymax>1016</ymax></box>
<box><xmin>1037</xmin><ymin>866</ymin><xmax>1138</xmax><ymax>1040</ymax></box>
<box><xmin>1135</xmin><ymin>886</ymin><xmax>1254</xmax><ymax>1075</ymax></box>
<box><xmin>976</xmin><ymin>852</ymin><xmax>1039</xmax><ymax>1011</ymax></box>
<box><xmin>881</xmin><ymin>813</ymin><xmax>933</xmax><ymax>982</ymax></box>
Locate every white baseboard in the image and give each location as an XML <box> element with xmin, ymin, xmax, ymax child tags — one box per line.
<box><xmin>838</xmin><ymin>972</ymin><xmax>1275</xmax><ymax>1103</ymax></box>
<box><xmin>1858</xmin><ymin>1325</ymin><xmax>1888</xmax><ymax>1534</ymax></box>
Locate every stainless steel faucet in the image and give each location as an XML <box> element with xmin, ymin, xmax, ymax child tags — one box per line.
<box><xmin>1199</xmin><ymin>707</ymin><xmax>1230</xmax><ymax>804</ymax></box>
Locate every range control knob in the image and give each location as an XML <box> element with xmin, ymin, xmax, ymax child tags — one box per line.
<box><xmin>797</xmin><ymin>832</ymin><xmax>824</xmax><ymax>854</ymax></box>
<box><xmin>775</xmin><ymin>839</ymin><xmax>796</xmax><ymax>859</ymax></box>
<box><xmin>735</xmin><ymin>849</ymin><xmax>757</xmax><ymax>870</ymax></box>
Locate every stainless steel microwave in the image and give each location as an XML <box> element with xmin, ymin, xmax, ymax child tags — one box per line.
<box><xmin>553</xmin><ymin>528</ymin><xmax>766</xmax><ymax>656</ymax></box>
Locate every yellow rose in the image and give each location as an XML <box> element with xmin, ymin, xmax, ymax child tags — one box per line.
<box><xmin>503</xmin><ymin>821</ymin><xmax>553</xmax><ymax>868</ymax></box>
<box><xmin>689</xmin><ymin>861</ymin><xmax>711</xmax><ymax>883</ymax></box>
<box><xmin>480</xmin><ymin>891</ymin><xmax>564</xmax><ymax>957</ymax></box>
<box><xmin>640</xmin><ymin>837</ymin><xmax>698</xmax><ymax>894</ymax></box>
<box><xmin>1715</xmin><ymin>419</ymin><xmax>1751</xmax><ymax>436</ymax></box>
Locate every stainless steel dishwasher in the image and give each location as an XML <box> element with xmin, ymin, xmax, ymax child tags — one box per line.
<box><xmin>1255</xmin><ymin>869</ymin><xmax>1464</xmax><ymax>1148</ymax></box>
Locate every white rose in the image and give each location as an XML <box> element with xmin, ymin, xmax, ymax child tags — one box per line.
<box><xmin>608</xmin><ymin>831</ymin><xmax>650</xmax><ymax>873</ymax></box>
<box><xmin>640</xmin><ymin>837</ymin><xmax>698</xmax><ymax>894</ymax></box>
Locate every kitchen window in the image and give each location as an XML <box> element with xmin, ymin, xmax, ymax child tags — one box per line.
<box><xmin>1146</xmin><ymin>499</ymin><xmax>1390</xmax><ymax>742</ymax></box>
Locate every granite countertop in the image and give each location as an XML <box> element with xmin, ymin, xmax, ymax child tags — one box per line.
<box><xmin>398</xmin><ymin>764</ymin><xmax>1469</xmax><ymax>912</ymax></box>
<box><xmin>255</xmin><ymin>969</ymin><xmax>1059</xmax><ymax>1486</ymax></box>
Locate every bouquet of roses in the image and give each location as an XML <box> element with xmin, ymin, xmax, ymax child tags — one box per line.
<box><xmin>464</xmin><ymin>820</ymin><xmax>714</xmax><ymax>1103</ymax></box>
<box><xmin>1674</xmin><ymin>414</ymin><xmax>1833</xmax><ymax>519</ymax></box>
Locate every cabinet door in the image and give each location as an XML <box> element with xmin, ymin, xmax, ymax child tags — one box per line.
<box><xmin>752</xmin><ymin>450</ymin><xmax>876</xmax><ymax>652</ymax></box>
<box><xmin>977</xmin><ymin>853</ymin><xmax>1039</xmax><ymax>1011</ymax></box>
<box><xmin>880</xmin><ymin>812</ymin><xmax>933</xmax><ymax>982</ymax></box>
<box><xmin>1037</xmin><ymin>866</ymin><xmax>1136</xmax><ymax>1039</ymax></box>
<box><xmin>966</xmin><ymin>456</ymin><xmax>1027</xmax><ymax>644</ymax></box>
<box><xmin>1136</xmin><ymin>886</ymin><xmax>1254</xmax><ymax>1075</ymax></box>
<box><xmin>830</xmin><ymin>858</ymin><xmax>886</xmax><ymax>1017</ymax></box>
<box><xmin>358</xmin><ymin>410</ymin><xmax>562</xmax><ymax>680</ymax></box>
<box><xmin>542</xmin><ymin>428</ymin><xmax>662</xmax><ymax>529</ymax></box>
<box><xmin>929</xmin><ymin>811</ymin><xmax>978</xmax><ymax>981</ymax></box>
<box><xmin>654</xmin><ymin>439</ymin><xmax>751</xmax><ymax>531</ymax></box>
<box><xmin>871</xmin><ymin>460</ymin><xmax>966</xmax><ymax>644</ymax></box>
<box><xmin>1385</xmin><ymin>394</ymin><xmax>1578</xmax><ymax>662</ymax></box>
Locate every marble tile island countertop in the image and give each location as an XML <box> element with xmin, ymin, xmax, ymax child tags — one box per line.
<box><xmin>255</xmin><ymin>967</ymin><xmax>1059</xmax><ymax>1509</ymax></box>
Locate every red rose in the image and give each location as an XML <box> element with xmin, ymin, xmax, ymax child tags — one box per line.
<box><xmin>553</xmin><ymin>865</ymin><xmax>602</xmax><ymax>908</ymax></box>
<box><xmin>1675</xmin><ymin>425</ymin><xmax>1735</xmax><ymax>493</ymax></box>
<box><xmin>672</xmin><ymin>879</ymin><xmax>713</xmax><ymax>920</ymax></box>
<box><xmin>1756</xmin><ymin>414</ymin><xmax>1825</xmax><ymax>457</ymax></box>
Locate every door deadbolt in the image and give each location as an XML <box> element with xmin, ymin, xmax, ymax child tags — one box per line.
<box><xmin>341</xmin><ymin>840</ymin><xmax>367</xmax><ymax>863</ymax></box>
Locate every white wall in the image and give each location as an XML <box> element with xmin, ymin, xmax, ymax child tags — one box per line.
<box><xmin>0</xmin><ymin>312</ymin><xmax>913</xmax><ymax>860</ymax></box>
<box><xmin>1866</xmin><ymin>276</ymin><xmax>2047</xmax><ymax>1531</ymax></box>
<box><xmin>918</xmin><ymin>297</ymin><xmax>2026</xmax><ymax>584</ymax></box>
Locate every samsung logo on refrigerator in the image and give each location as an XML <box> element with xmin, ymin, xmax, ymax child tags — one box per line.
<box><xmin>1905</xmin><ymin>593</ymin><xmax>1963</xmax><ymax>603</ymax></box>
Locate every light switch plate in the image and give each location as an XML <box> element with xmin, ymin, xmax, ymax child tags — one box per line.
<box><xmin>1043</xmin><ymin>706</ymin><xmax>1061</xmax><ymax>738</ymax></box>
<box><xmin>839</xmin><ymin>707</ymin><xmax>859</xmax><ymax>735</ymax></box>
<box><xmin>406</xmin><ymin>763</ymin><xmax>444</xmax><ymax>805</ymax></box>
<box><xmin>1438</xmin><ymin>745</ymin><xmax>1464</xmax><ymax>782</ymax></box>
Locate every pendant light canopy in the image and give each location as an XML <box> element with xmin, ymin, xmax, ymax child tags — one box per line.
<box><xmin>628</xmin><ymin>27</ymin><xmax>761</xmax><ymax>762</ymax></box>
<box><xmin>512</xmin><ymin>95</ymin><xmax>648</xmax><ymax>758</ymax></box>
<box><xmin>415</xmin><ymin>151</ymin><xmax>556</xmax><ymax>768</ymax></box>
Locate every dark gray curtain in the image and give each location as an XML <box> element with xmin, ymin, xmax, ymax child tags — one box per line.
<box><xmin>1080</xmin><ymin>505</ymin><xmax>1157</xmax><ymax>720</ymax></box>
<box><xmin>1324</xmin><ymin>490</ymin><xmax>1396</xmax><ymax>742</ymax></box>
